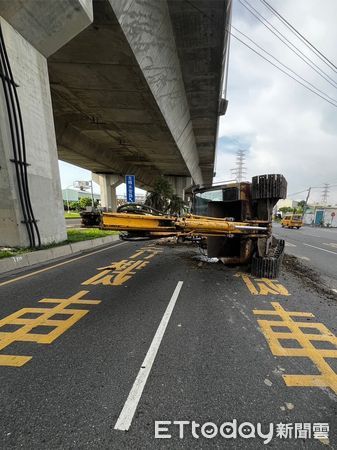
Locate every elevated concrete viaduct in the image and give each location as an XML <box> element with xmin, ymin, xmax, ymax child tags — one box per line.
<box><xmin>0</xmin><ymin>0</ymin><xmax>230</xmax><ymax>247</ymax></box>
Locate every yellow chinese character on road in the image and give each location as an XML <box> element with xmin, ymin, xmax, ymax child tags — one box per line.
<box><xmin>0</xmin><ymin>291</ymin><xmax>100</xmax><ymax>367</ymax></box>
<box><xmin>82</xmin><ymin>245</ymin><xmax>162</xmax><ymax>286</ymax></box>
<box><xmin>82</xmin><ymin>259</ymin><xmax>149</xmax><ymax>286</ymax></box>
<box><xmin>254</xmin><ymin>302</ymin><xmax>337</xmax><ymax>395</ymax></box>
<box><xmin>129</xmin><ymin>246</ymin><xmax>163</xmax><ymax>260</ymax></box>
<box><xmin>235</xmin><ymin>272</ymin><xmax>290</xmax><ymax>296</ymax></box>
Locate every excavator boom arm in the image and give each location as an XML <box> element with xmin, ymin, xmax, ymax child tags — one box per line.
<box><xmin>101</xmin><ymin>212</ymin><xmax>270</xmax><ymax>237</ymax></box>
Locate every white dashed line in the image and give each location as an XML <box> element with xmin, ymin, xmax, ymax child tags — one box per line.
<box><xmin>114</xmin><ymin>281</ymin><xmax>184</xmax><ymax>431</ymax></box>
<box><xmin>303</xmin><ymin>243</ymin><xmax>337</xmax><ymax>255</ymax></box>
<box><xmin>323</xmin><ymin>243</ymin><xmax>337</xmax><ymax>249</ymax></box>
<box><xmin>285</xmin><ymin>242</ymin><xmax>296</xmax><ymax>247</ymax></box>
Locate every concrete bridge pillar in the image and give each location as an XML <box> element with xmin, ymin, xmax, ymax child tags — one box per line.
<box><xmin>165</xmin><ymin>176</ymin><xmax>193</xmax><ymax>200</ymax></box>
<box><xmin>0</xmin><ymin>18</ymin><xmax>67</xmax><ymax>247</ymax></box>
<box><xmin>93</xmin><ymin>174</ymin><xmax>123</xmax><ymax>212</ymax></box>
<box><xmin>0</xmin><ymin>1</ymin><xmax>93</xmax><ymax>247</ymax></box>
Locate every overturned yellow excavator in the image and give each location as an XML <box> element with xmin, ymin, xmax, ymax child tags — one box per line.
<box><xmin>101</xmin><ymin>174</ymin><xmax>287</xmax><ymax>279</ymax></box>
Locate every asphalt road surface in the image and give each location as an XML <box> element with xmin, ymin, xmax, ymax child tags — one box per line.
<box><xmin>0</xmin><ymin>237</ymin><xmax>336</xmax><ymax>449</ymax></box>
<box><xmin>274</xmin><ymin>223</ymin><xmax>337</xmax><ymax>291</ymax></box>
<box><xmin>65</xmin><ymin>218</ymin><xmax>82</xmax><ymax>228</ymax></box>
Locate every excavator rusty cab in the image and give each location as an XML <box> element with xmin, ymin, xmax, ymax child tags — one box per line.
<box><xmin>190</xmin><ymin>174</ymin><xmax>287</xmax><ymax>278</ymax></box>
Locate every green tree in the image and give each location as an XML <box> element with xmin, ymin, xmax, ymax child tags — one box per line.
<box><xmin>278</xmin><ymin>206</ymin><xmax>293</xmax><ymax>214</ymax></box>
<box><xmin>145</xmin><ymin>177</ymin><xmax>186</xmax><ymax>215</ymax></box>
<box><xmin>169</xmin><ymin>194</ymin><xmax>186</xmax><ymax>215</ymax></box>
<box><xmin>78</xmin><ymin>197</ymin><xmax>93</xmax><ymax>209</ymax></box>
<box><xmin>69</xmin><ymin>201</ymin><xmax>80</xmax><ymax>211</ymax></box>
<box><xmin>145</xmin><ymin>177</ymin><xmax>173</xmax><ymax>213</ymax></box>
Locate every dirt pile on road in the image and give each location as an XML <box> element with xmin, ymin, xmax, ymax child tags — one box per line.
<box><xmin>283</xmin><ymin>254</ymin><xmax>336</xmax><ymax>300</ymax></box>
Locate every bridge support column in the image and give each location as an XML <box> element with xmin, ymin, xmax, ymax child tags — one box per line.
<box><xmin>94</xmin><ymin>174</ymin><xmax>123</xmax><ymax>212</ymax></box>
<box><xmin>0</xmin><ymin>18</ymin><xmax>67</xmax><ymax>247</ymax></box>
<box><xmin>165</xmin><ymin>176</ymin><xmax>193</xmax><ymax>200</ymax></box>
<box><xmin>0</xmin><ymin>2</ymin><xmax>93</xmax><ymax>247</ymax></box>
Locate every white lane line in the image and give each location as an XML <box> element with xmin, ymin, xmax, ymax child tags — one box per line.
<box><xmin>114</xmin><ymin>280</ymin><xmax>184</xmax><ymax>432</ymax></box>
<box><xmin>332</xmin><ymin>289</ymin><xmax>337</xmax><ymax>294</ymax></box>
<box><xmin>285</xmin><ymin>242</ymin><xmax>296</xmax><ymax>247</ymax></box>
<box><xmin>303</xmin><ymin>243</ymin><xmax>337</xmax><ymax>255</ymax></box>
<box><xmin>302</xmin><ymin>232</ymin><xmax>337</xmax><ymax>239</ymax></box>
<box><xmin>298</xmin><ymin>256</ymin><xmax>310</xmax><ymax>261</ymax></box>
<box><xmin>323</xmin><ymin>243</ymin><xmax>337</xmax><ymax>249</ymax></box>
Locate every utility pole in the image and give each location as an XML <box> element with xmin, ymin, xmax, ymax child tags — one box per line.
<box><xmin>65</xmin><ymin>184</ymin><xmax>75</xmax><ymax>213</ymax></box>
<box><xmin>231</xmin><ymin>149</ymin><xmax>247</xmax><ymax>183</ymax></box>
<box><xmin>301</xmin><ymin>187</ymin><xmax>311</xmax><ymax>221</ymax></box>
<box><xmin>304</xmin><ymin>187</ymin><xmax>311</xmax><ymax>208</ymax></box>
<box><xmin>321</xmin><ymin>183</ymin><xmax>330</xmax><ymax>204</ymax></box>
<box><xmin>90</xmin><ymin>179</ymin><xmax>94</xmax><ymax>208</ymax></box>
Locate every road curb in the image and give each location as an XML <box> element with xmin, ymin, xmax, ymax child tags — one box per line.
<box><xmin>0</xmin><ymin>234</ymin><xmax>120</xmax><ymax>275</ymax></box>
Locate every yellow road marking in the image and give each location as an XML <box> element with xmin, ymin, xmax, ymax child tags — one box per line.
<box><xmin>82</xmin><ymin>260</ymin><xmax>149</xmax><ymax>286</ymax></box>
<box><xmin>82</xmin><ymin>245</ymin><xmax>162</xmax><ymax>287</ymax></box>
<box><xmin>254</xmin><ymin>302</ymin><xmax>337</xmax><ymax>395</ymax></box>
<box><xmin>129</xmin><ymin>246</ymin><xmax>163</xmax><ymax>259</ymax></box>
<box><xmin>235</xmin><ymin>272</ymin><xmax>290</xmax><ymax>296</ymax></box>
<box><xmin>0</xmin><ymin>242</ymin><xmax>126</xmax><ymax>288</ymax></box>
<box><xmin>0</xmin><ymin>291</ymin><xmax>100</xmax><ymax>367</ymax></box>
<box><xmin>235</xmin><ymin>272</ymin><xmax>259</xmax><ymax>294</ymax></box>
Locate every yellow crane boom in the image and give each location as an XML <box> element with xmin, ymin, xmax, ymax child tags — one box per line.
<box><xmin>102</xmin><ymin>212</ymin><xmax>270</xmax><ymax>237</ymax></box>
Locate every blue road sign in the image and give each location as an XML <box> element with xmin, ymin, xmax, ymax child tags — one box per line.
<box><xmin>125</xmin><ymin>175</ymin><xmax>135</xmax><ymax>202</ymax></box>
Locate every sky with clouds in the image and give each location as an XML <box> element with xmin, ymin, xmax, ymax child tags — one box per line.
<box><xmin>59</xmin><ymin>0</ymin><xmax>337</xmax><ymax>204</ymax></box>
<box><xmin>215</xmin><ymin>0</ymin><xmax>337</xmax><ymax>204</ymax></box>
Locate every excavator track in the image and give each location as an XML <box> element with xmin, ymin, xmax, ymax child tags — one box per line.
<box><xmin>251</xmin><ymin>239</ymin><xmax>285</xmax><ymax>279</ymax></box>
<box><xmin>252</xmin><ymin>174</ymin><xmax>287</xmax><ymax>200</ymax></box>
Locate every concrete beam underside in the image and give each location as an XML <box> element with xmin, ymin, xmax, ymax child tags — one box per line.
<box><xmin>49</xmin><ymin>0</ymin><xmax>198</xmax><ymax>190</ymax></box>
<box><xmin>167</xmin><ymin>0</ymin><xmax>227</xmax><ymax>184</ymax></box>
<box><xmin>49</xmin><ymin>0</ymin><xmax>226</xmax><ymax>190</ymax></box>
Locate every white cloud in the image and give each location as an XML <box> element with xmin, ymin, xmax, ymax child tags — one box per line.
<box><xmin>216</xmin><ymin>0</ymin><xmax>337</xmax><ymax>204</ymax></box>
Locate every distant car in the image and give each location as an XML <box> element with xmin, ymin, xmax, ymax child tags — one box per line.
<box><xmin>281</xmin><ymin>214</ymin><xmax>303</xmax><ymax>229</ymax></box>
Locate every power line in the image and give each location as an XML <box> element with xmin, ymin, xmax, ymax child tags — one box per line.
<box><xmin>238</xmin><ymin>0</ymin><xmax>337</xmax><ymax>90</ymax></box>
<box><xmin>231</xmin><ymin>25</ymin><xmax>337</xmax><ymax>105</ymax></box>
<box><xmin>185</xmin><ymin>0</ymin><xmax>337</xmax><ymax>108</ymax></box>
<box><xmin>240</xmin><ymin>0</ymin><xmax>337</xmax><ymax>88</ymax></box>
<box><xmin>288</xmin><ymin>189</ymin><xmax>310</xmax><ymax>197</ymax></box>
<box><xmin>259</xmin><ymin>0</ymin><xmax>337</xmax><ymax>75</ymax></box>
<box><xmin>229</xmin><ymin>32</ymin><xmax>337</xmax><ymax>108</ymax></box>
<box><xmin>288</xmin><ymin>184</ymin><xmax>337</xmax><ymax>199</ymax></box>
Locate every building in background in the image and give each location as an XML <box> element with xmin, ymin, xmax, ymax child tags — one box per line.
<box><xmin>62</xmin><ymin>190</ymin><xmax>146</xmax><ymax>206</ymax></box>
<box><xmin>303</xmin><ymin>206</ymin><xmax>337</xmax><ymax>227</ymax></box>
<box><xmin>62</xmin><ymin>189</ymin><xmax>100</xmax><ymax>203</ymax></box>
<box><xmin>276</xmin><ymin>199</ymin><xmax>298</xmax><ymax>210</ymax></box>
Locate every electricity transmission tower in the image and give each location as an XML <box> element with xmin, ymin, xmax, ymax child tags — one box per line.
<box><xmin>231</xmin><ymin>149</ymin><xmax>247</xmax><ymax>182</ymax></box>
<box><xmin>321</xmin><ymin>183</ymin><xmax>330</xmax><ymax>204</ymax></box>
